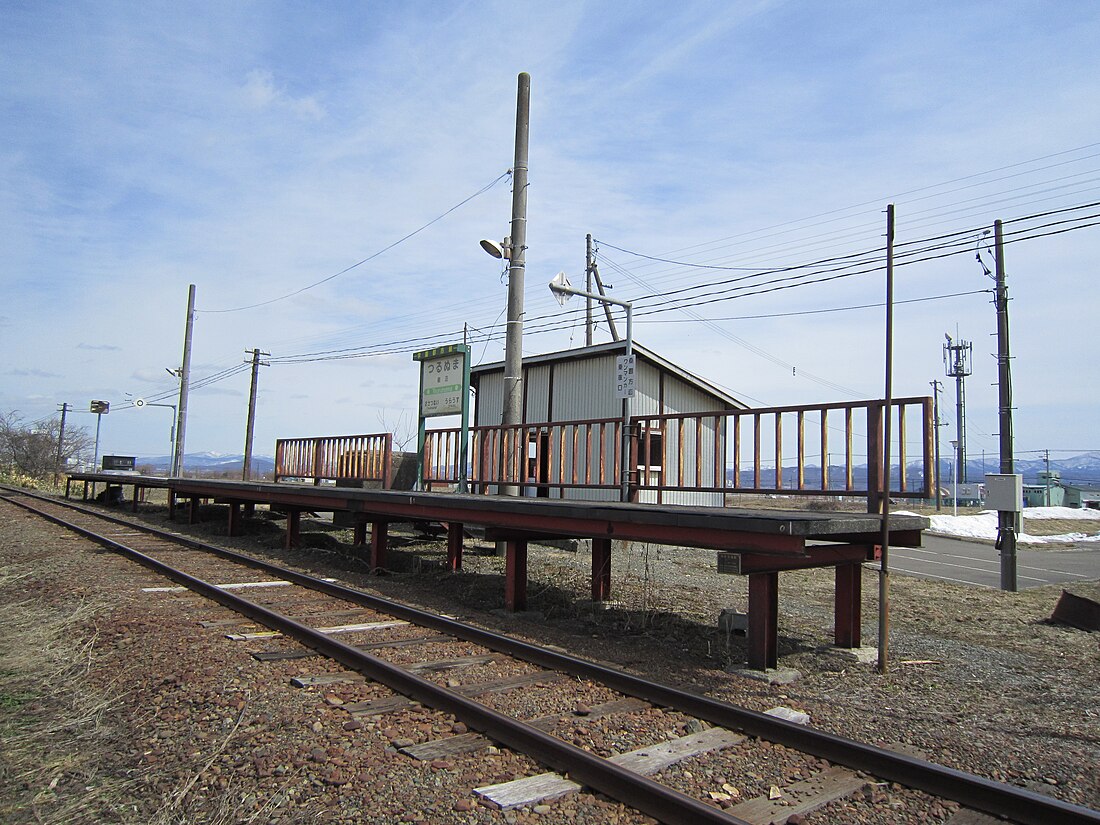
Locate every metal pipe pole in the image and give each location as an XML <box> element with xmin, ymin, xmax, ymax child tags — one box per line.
<box><xmin>548</xmin><ymin>279</ymin><xmax>633</xmax><ymax>501</ymax></box>
<box><xmin>93</xmin><ymin>412</ymin><xmax>103</xmax><ymax>471</ymax></box>
<box><xmin>993</xmin><ymin>219</ymin><xmax>1017</xmax><ymax>591</ymax></box>
<box><xmin>930</xmin><ymin>380</ymin><xmax>942</xmax><ymax>511</ymax></box>
<box><xmin>877</xmin><ymin>203</ymin><xmax>895</xmax><ymax>675</ymax></box>
<box><xmin>621</xmin><ymin>305</ymin><xmax>633</xmax><ymax>502</ymax></box>
<box><xmin>500</xmin><ymin>72</ymin><xmax>530</xmax><ymax>496</ymax></box>
<box><xmin>174</xmin><ymin>284</ymin><xmax>196</xmax><ymax>478</ymax></box>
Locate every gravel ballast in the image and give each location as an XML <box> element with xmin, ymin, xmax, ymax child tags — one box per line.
<box><xmin>1</xmin><ymin>495</ymin><xmax>1097</xmax><ymax>824</ymax></box>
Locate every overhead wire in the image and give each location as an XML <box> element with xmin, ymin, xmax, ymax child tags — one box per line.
<box><xmin>196</xmin><ymin>171</ymin><xmax>511</xmax><ymax>314</ymax></box>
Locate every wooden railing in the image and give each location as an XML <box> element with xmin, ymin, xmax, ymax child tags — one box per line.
<box><xmin>423</xmin><ymin>396</ymin><xmax>934</xmax><ymax>505</ymax></box>
<box><xmin>274</xmin><ymin>432</ymin><xmax>393</xmax><ymax>486</ymax></box>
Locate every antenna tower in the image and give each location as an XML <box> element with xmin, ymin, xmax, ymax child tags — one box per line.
<box><xmin>943</xmin><ymin>333</ymin><xmax>972</xmax><ymax>483</ymax></box>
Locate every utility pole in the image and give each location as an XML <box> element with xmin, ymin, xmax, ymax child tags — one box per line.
<box><xmin>877</xmin><ymin>203</ymin><xmax>895</xmax><ymax>675</ymax></box>
<box><xmin>590</xmin><ymin>261</ymin><xmax>620</xmax><ymax>341</ymax></box>
<box><xmin>1044</xmin><ymin>449</ymin><xmax>1051</xmax><ymax>506</ymax></box>
<box><xmin>993</xmin><ymin>219</ymin><xmax>1017</xmax><ymax>591</ymax></box>
<box><xmin>929</xmin><ymin>380</ymin><xmax>943</xmax><ymax>511</ymax></box>
<box><xmin>585</xmin><ymin>234</ymin><xmax>594</xmax><ymax>347</ymax></box>
<box><xmin>943</xmin><ymin>332</ymin><xmax>972</xmax><ymax>483</ymax></box>
<box><xmin>54</xmin><ymin>402</ymin><xmax>70</xmax><ymax>485</ymax></box>
<box><xmin>242</xmin><ymin>348</ymin><xmax>270</xmax><ymax>481</ymax></box>
<box><xmin>500</xmin><ymin>72</ymin><xmax>530</xmax><ymax>496</ymax></box>
<box><xmin>173</xmin><ymin>284</ymin><xmax>196</xmax><ymax>478</ymax></box>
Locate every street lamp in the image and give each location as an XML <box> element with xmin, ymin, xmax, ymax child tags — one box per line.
<box><xmin>89</xmin><ymin>400</ymin><xmax>109</xmax><ymax>471</ymax></box>
<box><xmin>548</xmin><ymin>272</ymin><xmax>634</xmax><ymax>502</ymax></box>
<box><xmin>134</xmin><ymin>397</ymin><xmax>178</xmax><ymax>476</ymax></box>
<box><xmin>949</xmin><ymin>438</ymin><xmax>959</xmax><ymax>517</ymax></box>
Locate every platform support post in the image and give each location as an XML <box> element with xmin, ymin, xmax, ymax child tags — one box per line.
<box><xmin>285</xmin><ymin>510</ymin><xmax>300</xmax><ymax>549</ymax></box>
<box><xmin>505</xmin><ymin>539</ymin><xmax>528</xmax><ymax>611</ymax></box>
<box><xmin>353</xmin><ymin>516</ymin><xmax>367</xmax><ymax>546</ymax></box>
<box><xmin>747</xmin><ymin>571</ymin><xmax>779</xmax><ymax>670</ymax></box>
<box><xmin>370</xmin><ymin>520</ymin><xmax>388</xmax><ymax>571</ymax></box>
<box><xmin>227</xmin><ymin>502</ymin><xmax>242</xmax><ymax>537</ymax></box>
<box><xmin>168</xmin><ymin>490</ymin><xmax>176</xmax><ymax>520</ymax></box>
<box><xmin>834</xmin><ymin>561</ymin><xmax>863</xmax><ymax>648</ymax></box>
<box><xmin>447</xmin><ymin>522</ymin><xmax>464</xmax><ymax>571</ymax></box>
<box><xmin>243</xmin><ymin>502</ymin><xmax>255</xmax><ymax>519</ymax></box>
<box><xmin>188</xmin><ymin>496</ymin><xmax>200</xmax><ymax>524</ymax></box>
<box><xmin>591</xmin><ymin>538</ymin><xmax>612</xmax><ymax>601</ymax></box>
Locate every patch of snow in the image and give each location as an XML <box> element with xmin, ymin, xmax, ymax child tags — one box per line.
<box><xmin>894</xmin><ymin>509</ymin><xmax>1100</xmax><ymax>545</ymax></box>
<box><xmin>1019</xmin><ymin>505</ymin><xmax>1100</xmax><ymax>521</ymax></box>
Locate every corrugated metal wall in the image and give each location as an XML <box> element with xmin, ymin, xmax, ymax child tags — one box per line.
<box><xmin>551</xmin><ymin>354</ymin><xmax>621</xmax><ymax>421</ymax></box>
<box><xmin>473</xmin><ymin>348</ymin><xmax>731</xmax><ymax>504</ymax></box>
<box><xmin>474</xmin><ymin>372</ymin><xmax>504</xmax><ymax>426</ymax></box>
<box><xmin>525</xmin><ymin>364</ymin><xmax>551</xmax><ymax>421</ymax></box>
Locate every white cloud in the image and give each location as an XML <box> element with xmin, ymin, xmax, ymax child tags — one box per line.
<box><xmin>1</xmin><ymin>1</ymin><xmax>1098</xmax><ymax>459</ymax></box>
<box><xmin>241</xmin><ymin>69</ymin><xmax>325</xmax><ymax>120</ymax></box>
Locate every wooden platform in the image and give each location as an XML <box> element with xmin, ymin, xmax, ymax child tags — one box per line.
<box><xmin>63</xmin><ymin>473</ymin><xmax>927</xmax><ymax>670</ymax></box>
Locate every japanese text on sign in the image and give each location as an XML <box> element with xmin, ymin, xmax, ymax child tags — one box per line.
<box><xmin>615</xmin><ymin>354</ymin><xmax>636</xmax><ymax>399</ymax></box>
<box><xmin>420</xmin><ymin>354</ymin><xmax>465</xmax><ymax>416</ymax></box>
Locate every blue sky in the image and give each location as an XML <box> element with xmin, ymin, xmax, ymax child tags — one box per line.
<box><xmin>2</xmin><ymin>1</ymin><xmax>1098</xmax><ymax>466</ymax></box>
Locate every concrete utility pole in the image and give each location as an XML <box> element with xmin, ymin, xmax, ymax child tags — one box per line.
<box><xmin>993</xmin><ymin>219</ymin><xmax>1018</xmax><ymax>591</ymax></box>
<box><xmin>585</xmin><ymin>234</ymin><xmax>594</xmax><ymax>347</ymax></box>
<box><xmin>929</xmin><ymin>380</ymin><xmax>943</xmax><ymax>511</ymax></box>
<box><xmin>174</xmin><ymin>284</ymin><xmax>196</xmax><ymax>478</ymax></box>
<box><xmin>242</xmin><ymin>348</ymin><xmax>269</xmax><ymax>481</ymax></box>
<box><xmin>500</xmin><ymin>72</ymin><xmax>530</xmax><ymax>496</ymax></box>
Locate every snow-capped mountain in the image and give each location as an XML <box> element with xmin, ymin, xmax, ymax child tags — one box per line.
<box><xmin>135</xmin><ymin>453</ymin><xmax>275</xmax><ymax>475</ymax></box>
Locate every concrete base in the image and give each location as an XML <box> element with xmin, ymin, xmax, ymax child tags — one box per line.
<box><xmin>764</xmin><ymin>705</ymin><xmax>811</xmax><ymax>725</ymax></box>
<box><xmin>829</xmin><ymin>645</ymin><xmax>879</xmax><ymax>664</ymax></box>
<box><xmin>727</xmin><ymin>665</ymin><xmax>802</xmax><ymax>685</ymax></box>
<box><xmin>718</xmin><ymin>609</ymin><xmax>748</xmax><ymax>636</ymax></box>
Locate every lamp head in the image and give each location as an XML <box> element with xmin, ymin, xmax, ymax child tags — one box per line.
<box><xmin>480</xmin><ymin>239</ymin><xmax>507</xmax><ymax>259</ymax></box>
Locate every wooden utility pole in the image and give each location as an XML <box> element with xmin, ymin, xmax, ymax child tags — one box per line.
<box><xmin>242</xmin><ymin>348</ymin><xmax>269</xmax><ymax>481</ymax></box>
<box><xmin>173</xmin><ymin>284</ymin><xmax>196</xmax><ymax>478</ymax></box>
<box><xmin>53</xmin><ymin>402</ymin><xmax>70</xmax><ymax>484</ymax></box>
<box><xmin>993</xmin><ymin>219</ymin><xmax>1017</xmax><ymax>591</ymax></box>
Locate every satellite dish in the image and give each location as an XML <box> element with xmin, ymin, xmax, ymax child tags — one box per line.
<box><xmin>134</xmin><ymin>398</ymin><xmax>146</xmax><ymax>408</ymax></box>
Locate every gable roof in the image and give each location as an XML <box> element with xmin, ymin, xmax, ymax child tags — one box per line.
<box><xmin>471</xmin><ymin>340</ymin><xmax>748</xmax><ymax>410</ymax></box>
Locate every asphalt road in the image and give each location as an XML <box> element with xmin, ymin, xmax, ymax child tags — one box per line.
<box><xmin>882</xmin><ymin>534</ymin><xmax>1100</xmax><ymax>589</ymax></box>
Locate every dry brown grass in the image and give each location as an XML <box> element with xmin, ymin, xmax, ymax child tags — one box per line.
<box><xmin>0</xmin><ymin>569</ymin><xmax>136</xmax><ymax>824</ymax></box>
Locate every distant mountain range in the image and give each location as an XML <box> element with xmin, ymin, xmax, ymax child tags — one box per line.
<box><xmin>726</xmin><ymin>451</ymin><xmax>1100</xmax><ymax>488</ymax></box>
<box><xmin>135</xmin><ymin>452</ymin><xmax>275</xmax><ymax>475</ymax></box>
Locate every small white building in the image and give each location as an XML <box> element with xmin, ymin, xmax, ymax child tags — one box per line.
<box><xmin>471</xmin><ymin>341</ymin><xmax>747</xmax><ymax>505</ymax></box>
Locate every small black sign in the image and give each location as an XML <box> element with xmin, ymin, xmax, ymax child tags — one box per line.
<box><xmin>102</xmin><ymin>455</ymin><xmax>135</xmax><ymax>471</ymax></box>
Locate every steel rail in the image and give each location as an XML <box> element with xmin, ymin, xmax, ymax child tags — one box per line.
<box><xmin>3</xmin><ymin>491</ymin><xmax>749</xmax><ymax>825</ymax></box>
<box><xmin>5</xmin><ymin>487</ymin><xmax>1100</xmax><ymax>825</ymax></box>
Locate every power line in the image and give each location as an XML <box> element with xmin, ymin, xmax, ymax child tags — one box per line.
<box><xmin>197</xmin><ymin>171</ymin><xmax>511</xmax><ymax>314</ymax></box>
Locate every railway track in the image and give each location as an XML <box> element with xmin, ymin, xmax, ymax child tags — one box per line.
<box><xmin>3</xmin><ymin>485</ymin><xmax>1097</xmax><ymax>825</ymax></box>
